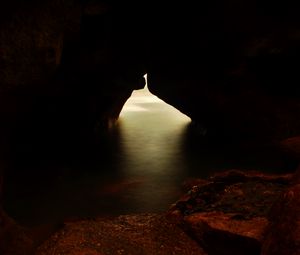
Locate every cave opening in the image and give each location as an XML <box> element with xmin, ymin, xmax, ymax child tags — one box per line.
<box><xmin>114</xmin><ymin>73</ymin><xmax>193</xmax><ymax>211</ymax></box>
<box><xmin>120</xmin><ymin>73</ymin><xmax>191</xmax><ymax>121</ymax></box>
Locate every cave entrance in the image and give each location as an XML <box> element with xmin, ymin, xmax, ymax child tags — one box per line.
<box><xmin>120</xmin><ymin>74</ymin><xmax>191</xmax><ymax>121</ymax></box>
<box><xmin>116</xmin><ymin>74</ymin><xmax>191</xmax><ymax>211</ymax></box>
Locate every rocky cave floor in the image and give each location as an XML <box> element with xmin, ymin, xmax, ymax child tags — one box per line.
<box><xmin>3</xmin><ymin>167</ymin><xmax>300</xmax><ymax>255</ymax></box>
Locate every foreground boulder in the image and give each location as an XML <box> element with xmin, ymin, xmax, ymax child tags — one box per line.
<box><xmin>29</xmin><ymin>169</ymin><xmax>300</xmax><ymax>255</ymax></box>
<box><xmin>168</xmin><ymin>170</ymin><xmax>291</xmax><ymax>255</ymax></box>
<box><xmin>184</xmin><ymin>212</ymin><xmax>268</xmax><ymax>255</ymax></box>
<box><xmin>262</xmin><ymin>166</ymin><xmax>300</xmax><ymax>255</ymax></box>
<box><xmin>35</xmin><ymin>214</ymin><xmax>206</xmax><ymax>255</ymax></box>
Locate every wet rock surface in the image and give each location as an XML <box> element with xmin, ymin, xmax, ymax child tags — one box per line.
<box><xmin>184</xmin><ymin>212</ymin><xmax>268</xmax><ymax>255</ymax></box>
<box><xmin>32</xmin><ymin>170</ymin><xmax>295</xmax><ymax>255</ymax></box>
<box><xmin>170</xmin><ymin>170</ymin><xmax>290</xmax><ymax>218</ymax></box>
<box><xmin>261</xmin><ymin>184</ymin><xmax>300</xmax><ymax>255</ymax></box>
<box><xmin>35</xmin><ymin>214</ymin><xmax>206</xmax><ymax>255</ymax></box>
<box><xmin>262</xmin><ymin>166</ymin><xmax>300</xmax><ymax>255</ymax></box>
<box><xmin>169</xmin><ymin>170</ymin><xmax>291</xmax><ymax>255</ymax></box>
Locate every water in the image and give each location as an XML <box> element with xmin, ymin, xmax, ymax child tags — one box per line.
<box><xmin>4</xmin><ymin>85</ymin><xmax>287</xmax><ymax>227</ymax></box>
<box><xmin>115</xmin><ymin>85</ymin><xmax>192</xmax><ymax>212</ymax></box>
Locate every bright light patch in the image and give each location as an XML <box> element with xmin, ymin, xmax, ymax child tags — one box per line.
<box><xmin>120</xmin><ymin>74</ymin><xmax>191</xmax><ymax>122</ymax></box>
<box><xmin>118</xmin><ymin>73</ymin><xmax>191</xmax><ymax>199</ymax></box>
<box><xmin>120</xmin><ymin>74</ymin><xmax>161</xmax><ymax>114</ymax></box>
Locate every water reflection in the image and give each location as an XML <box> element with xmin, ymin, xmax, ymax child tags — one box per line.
<box><xmin>116</xmin><ymin>85</ymin><xmax>191</xmax><ymax>211</ymax></box>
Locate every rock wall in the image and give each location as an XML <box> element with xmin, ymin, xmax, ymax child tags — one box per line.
<box><xmin>144</xmin><ymin>1</ymin><xmax>300</xmax><ymax>141</ymax></box>
<box><xmin>0</xmin><ymin>0</ymin><xmax>299</xmax><ymax>157</ymax></box>
<box><xmin>0</xmin><ymin>0</ymin><xmax>145</xmax><ymax>154</ymax></box>
<box><xmin>0</xmin><ymin>1</ymin><xmax>300</xmax><ymax>253</ymax></box>
<box><xmin>0</xmin><ymin>3</ymin><xmax>145</xmax><ymax>252</ymax></box>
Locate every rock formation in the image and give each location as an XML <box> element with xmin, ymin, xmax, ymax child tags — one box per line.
<box><xmin>0</xmin><ymin>0</ymin><xmax>300</xmax><ymax>254</ymax></box>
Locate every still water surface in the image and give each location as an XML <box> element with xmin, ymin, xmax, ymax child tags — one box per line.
<box><xmin>5</xmin><ymin>85</ymin><xmax>285</xmax><ymax>226</ymax></box>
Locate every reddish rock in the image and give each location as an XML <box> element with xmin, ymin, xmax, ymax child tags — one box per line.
<box><xmin>280</xmin><ymin>136</ymin><xmax>300</xmax><ymax>160</ymax></box>
<box><xmin>262</xmin><ymin>184</ymin><xmax>300</xmax><ymax>255</ymax></box>
<box><xmin>35</xmin><ymin>214</ymin><xmax>206</xmax><ymax>255</ymax></box>
<box><xmin>181</xmin><ymin>178</ymin><xmax>211</xmax><ymax>193</ymax></box>
<box><xmin>210</xmin><ymin>169</ymin><xmax>292</xmax><ymax>184</ymax></box>
<box><xmin>184</xmin><ymin>212</ymin><xmax>268</xmax><ymax>255</ymax></box>
<box><xmin>171</xmin><ymin>170</ymin><xmax>289</xmax><ymax>217</ymax></box>
<box><xmin>169</xmin><ymin>170</ymin><xmax>290</xmax><ymax>255</ymax></box>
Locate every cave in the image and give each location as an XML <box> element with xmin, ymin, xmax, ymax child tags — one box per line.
<box><xmin>1</xmin><ymin>1</ymin><xmax>300</xmax><ymax>255</ymax></box>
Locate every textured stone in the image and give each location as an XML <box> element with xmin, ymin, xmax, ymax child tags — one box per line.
<box><xmin>169</xmin><ymin>170</ymin><xmax>290</xmax><ymax>255</ymax></box>
<box><xmin>184</xmin><ymin>212</ymin><xmax>268</xmax><ymax>255</ymax></box>
<box><xmin>262</xmin><ymin>171</ymin><xmax>300</xmax><ymax>255</ymax></box>
<box><xmin>35</xmin><ymin>214</ymin><xmax>206</xmax><ymax>255</ymax></box>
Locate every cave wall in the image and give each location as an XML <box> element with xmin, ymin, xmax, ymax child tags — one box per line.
<box><xmin>0</xmin><ymin>2</ymin><xmax>146</xmax><ymax>247</ymax></box>
<box><xmin>0</xmin><ymin>0</ymin><xmax>146</xmax><ymax>155</ymax></box>
<box><xmin>1</xmin><ymin>0</ymin><xmax>299</xmax><ymax>154</ymax></box>
<box><xmin>143</xmin><ymin>1</ymin><xmax>300</xmax><ymax>141</ymax></box>
<box><xmin>0</xmin><ymin>0</ymin><xmax>300</xmax><ymax>253</ymax></box>
<box><xmin>0</xmin><ymin>0</ymin><xmax>299</xmax><ymax>191</ymax></box>
<box><xmin>0</xmin><ymin>0</ymin><xmax>299</xmax><ymax>193</ymax></box>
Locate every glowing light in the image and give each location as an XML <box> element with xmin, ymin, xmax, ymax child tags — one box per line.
<box><xmin>120</xmin><ymin>74</ymin><xmax>191</xmax><ymax>122</ymax></box>
<box><xmin>117</xmin><ymin>74</ymin><xmax>192</xmax><ymax>211</ymax></box>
